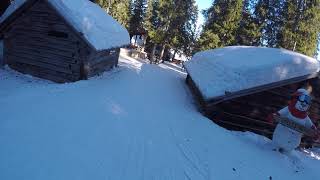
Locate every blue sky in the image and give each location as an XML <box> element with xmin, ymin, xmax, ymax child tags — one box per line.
<box><xmin>196</xmin><ymin>0</ymin><xmax>212</xmax><ymax>10</ymax></box>
<box><xmin>195</xmin><ymin>0</ymin><xmax>212</xmax><ymax>27</ymax></box>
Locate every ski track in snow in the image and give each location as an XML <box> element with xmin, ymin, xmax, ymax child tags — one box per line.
<box><xmin>0</xmin><ymin>56</ymin><xmax>320</xmax><ymax>180</ymax></box>
<box><xmin>169</xmin><ymin>126</ymin><xmax>208</xmax><ymax>180</ymax></box>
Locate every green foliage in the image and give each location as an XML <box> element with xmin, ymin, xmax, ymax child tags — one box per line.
<box><xmin>92</xmin><ymin>0</ymin><xmax>320</xmax><ymax>58</ymax></box>
<box><xmin>195</xmin><ymin>30</ymin><xmax>220</xmax><ymax>51</ymax></box>
<box><xmin>198</xmin><ymin>0</ymin><xmax>320</xmax><ymax>57</ymax></box>
<box><xmin>197</xmin><ymin>0</ymin><xmax>243</xmax><ymax>51</ymax></box>
<box><xmin>145</xmin><ymin>0</ymin><xmax>163</xmax><ymax>44</ymax></box>
<box><xmin>95</xmin><ymin>0</ymin><xmax>132</xmax><ymax>29</ymax></box>
<box><xmin>279</xmin><ymin>0</ymin><xmax>320</xmax><ymax>56</ymax></box>
<box><xmin>167</xmin><ymin>0</ymin><xmax>198</xmax><ymax>57</ymax></box>
<box><xmin>146</xmin><ymin>0</ymin><xmax>198</xmax><ymax>59</ymax></box>
<box><xmin>253</xmin><ymin>0</ymin><xmax>268</xmax><ymax>45</ymax></box>
<box><xmin>236</xmin><ymin>0</ymin><xmax>261</xmax><ymax>46</ymax></box>
<box><xmin>129</xmin><ymin>0</ymin><xmax>147</xmax><ymax>36</ymax></box>
<box><xmin>263</xmin><ymin>0</ymin><xmax>287</xmax><ymax>47</ymax></box>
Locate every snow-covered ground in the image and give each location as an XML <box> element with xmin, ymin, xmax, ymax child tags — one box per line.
<box><xmin>0</xmin><ymin>56</ymin><xmax>319</xmax><ymax>180</ymax></box>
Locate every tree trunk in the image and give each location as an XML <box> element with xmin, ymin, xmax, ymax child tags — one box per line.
<box><xmin>159</xmin><ymin>44</ymin><xmax>166</xmax><ymax>61</ymax></box>
<box><xmin>134</xmin><ymin>35</ymin><xmax>138</xmax><ymax>46</ymax></box>
<box><xmin>129</xmin><ymin>34</ymin><xmax>133</xmax><ymax>46</ymax></box>
<box><xmin>142</xmin><ymin>35</ymin><xmax>147</xmax><ymax>51</ymax></box>
<box><xmin>151</xmin><ymin>44</ymin><xmax>157</xmax><ymax>64</ymax></box>
<box><xmin>171</xmin><ymin>49</ymin><xmax>177</xmax><ymax>61</ymax></box>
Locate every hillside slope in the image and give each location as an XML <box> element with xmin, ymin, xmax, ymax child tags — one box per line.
<box><xmin>0</xmin><ymin>56</ymin><xmax>319</xmax><ymax>180</ymax></box>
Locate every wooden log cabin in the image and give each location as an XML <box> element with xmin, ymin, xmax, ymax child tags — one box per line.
<box><xmin>0</xmin><ymin>0</ymin><xmax>129</xmax><ymax>82</ymax></box>
<box><xmin>184</xmin><ymin>46</ymin><xmax>320</xmax><ymax>148</ymax></box>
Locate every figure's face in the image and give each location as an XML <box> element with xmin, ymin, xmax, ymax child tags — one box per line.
<box><xmin>295</xmin><ymin>100</ymin><xmax>310</xmax><ymax>111</ymax></box>
<box><xmin>295</xmin><ymin>94</ymin><xmax>311</xmax><ymax>112</ymax></box>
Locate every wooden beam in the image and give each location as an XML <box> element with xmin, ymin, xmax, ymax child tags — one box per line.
<box><xmin>215</xmin><ymin>119</ymin><xmax>274</xmax><ymax>135</ymax></box>
<box><xmin>274</xmin><ymin>115</ymin><xmax>317</xmax><ymax>137</ymax></box>
<box><xmin>207</xmin><ymin>73</ymin><xmax>319</xmax><ymax>105</ymax></box>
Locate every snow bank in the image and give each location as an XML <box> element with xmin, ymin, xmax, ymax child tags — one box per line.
<box><xmin>184</xmin><ymin>46</ymin><xmax>320</xmax><ymax>99</ymax></box>
<box><xmin>0</xmin><ymin>57</ymin><xmax>320</xmax><ymax>180</ymax></box>
<box><xmin>0</xmin><ymin>0</ymin><xmax>129</xmax><ymax>50</ymax></box>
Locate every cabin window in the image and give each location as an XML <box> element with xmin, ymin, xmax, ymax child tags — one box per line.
<box><xmin>48</xmin><ymin>31</ymin><xmax>68</xmax><ymax>38</ymax></box>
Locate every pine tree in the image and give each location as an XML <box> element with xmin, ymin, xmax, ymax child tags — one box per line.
<box><xmin>145</xmin><ymin>0</ymin><xmax>163</xmax><ymax>62</ymax></box>
<box><xmin>145</xmin><ymin>0</ymin><xmax>178</xmax><ymax>61</ymax></box>
<box><xmin>129</xmin><ymin>0</ymin><xmax>147</xmax><ymax>39</ymax></box>
<box><xmin>195</xmin><ymin>30</ymin><xmax>220</xmax><ymax>51</ymax></box>
<box><xmin>236</xmin><ymin>0</ymin><xmax>261</xmax><ymax>46</ymax></box>
<box><xmin>196</xmin><ymin>0</ymin><xmax>243</xmax><ymax>51</ymax></box>
<box><xmin>279</xmin><ymin>0</ymin><xmax>320</xmax><ymax>56</ymax></box>
<box><xmin>110</xmin><ymin>0</ymin><xmax>132</xmax><ymax>29</ymax></box>
<box><xmin>167</xmin><ymin>0</ymin><xmax>198</xmax><ymax>58</ymax></box>
<box><xmin>253</xmin><ymin>0</ymin><xmax>269</xmax><ymax>46</ymax></box>
<box><xmin>95</xmin><ymin>0</ymin><xmax>132</xmax><ymax>30</ymax></box>
<box><xmin>263</xmin><ymin>0</ymin><xmax>286</xmax><ymax>47</ymax></box>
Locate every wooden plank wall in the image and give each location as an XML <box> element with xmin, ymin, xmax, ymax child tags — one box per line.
<box><xmin>85</xmin><ymin>48</ymin><xmax>120</xmax><ymax>78</ymax></box>
<box><xmin>188</xmin><ymin>76</ymin><xmax>320</xmax><ymax>147</ymax></box>
<box><xmin>3</xmin><ymin>1</ymin><xmax>90</xmax><ymax>82</ymax></box>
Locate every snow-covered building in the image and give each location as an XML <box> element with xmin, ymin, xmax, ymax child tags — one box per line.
<box><xmin>0</xmin><ymin>0</ymin><xmax>130</xmax><ymax>82</ymax></box>
<box><xmin>185</xmin><ymin>46</ymin><xmax>320</xmax><ymax>147</ymax></box>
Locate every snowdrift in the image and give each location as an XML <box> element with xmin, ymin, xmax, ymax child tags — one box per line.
<box><xmin>184</xmin><ymin>46</ymin><xmax>320</xmax><ymax>100</ymax></box>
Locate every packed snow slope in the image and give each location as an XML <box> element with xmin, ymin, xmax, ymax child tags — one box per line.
<box><xmin>185</xmin><ymin>46</ymin><xmax>320</xmax><ymax>99</ymax></box>
<box><xmin>0</xmin><ymin>56</ymin><xmax>320</xmax><ymax>180</ymax></box>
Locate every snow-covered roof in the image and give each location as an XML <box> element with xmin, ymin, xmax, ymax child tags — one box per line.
<box><xmin>0</xmin><ymin>0</ymin><xmax>130</xmax><ymax>50</ymax></box>
<box><xmin>184</xmin><ymin>46</ymin><xmax>320</xmax><ymax>100</ymax></box>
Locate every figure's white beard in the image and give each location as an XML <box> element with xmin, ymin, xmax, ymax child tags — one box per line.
<box><xmin>295</xmin><ymin>101</ymin><xmax>309</xmax><ymax>112</ymax></box>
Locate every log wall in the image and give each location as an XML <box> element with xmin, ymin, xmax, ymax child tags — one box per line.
<box><xmin>188</xmin><ymin>75</ymin><xmax>320</xmax><ymax>148</ymax></box>
<box><xmin>85</xmin><ymin>48</ymin><xmax>120</xmax><ymax>78</ymax></box>
<box><xmin>2</xmin><ymin>0</ymin><xmax>123</xmax><ymax>82</ymax></box>
<box><xmin>2</xmin><ymin>0</ymin><xmax>90</xmax><ymax>82</ymax></box>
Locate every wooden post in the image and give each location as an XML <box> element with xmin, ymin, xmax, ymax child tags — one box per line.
<box><xmin>159</xmin><ymin>44</ymin><xmax>165</xmax><ymax>61</ymax></box>
<box><xmin>273</xmin><ymin>115</ymin><xmax>316</xmax><ymax>137</ymax></box>
<box><xmin>171</xmin><ymin>49</ymin><xmax>177</xmax><ymax>61</ymax></box>
<box><xmin>151</xmin><ymin>44</ymin><xmax>157</xmax><ymax>64</ymax></box>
